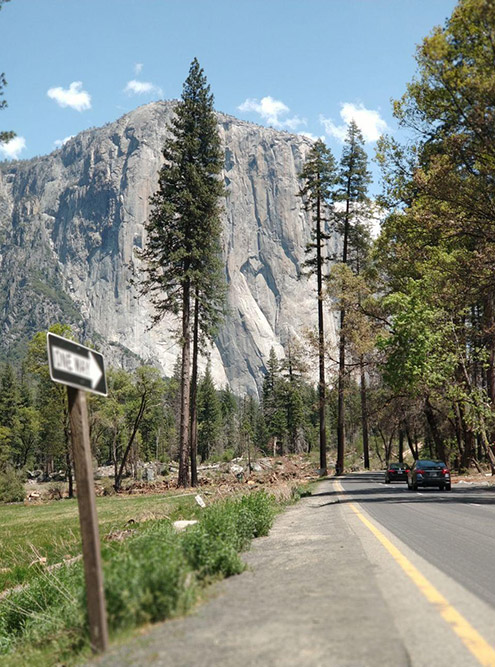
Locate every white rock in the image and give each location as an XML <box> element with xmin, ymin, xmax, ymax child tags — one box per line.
<box><xmin>173</xmin><ymin>520</ymin><xmax>198</xmax><ymax>532</ymax></box>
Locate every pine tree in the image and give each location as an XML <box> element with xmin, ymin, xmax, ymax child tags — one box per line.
<box><xmin>197</xmin><ymin>364</ymin><xmax>221</xmax><ymax>462</ymax></box>
<box><xmin>335</xmin><ymin>121</ymin><xmax>371</xmax><ymax>475</ymax></box>
<box><xmin>140</xmin><ymin>58</ymin><xmax>225</xmax><ymax>487</ymax></box>
<box><xmin>299</xmin><ymin>140</ymin><xmax>337</xmax><ymax>475</ymax></box>
<box><xmin>262</xmin><ymin>347</ymin><xmax>287</xmax><ymax>455</ymax></box>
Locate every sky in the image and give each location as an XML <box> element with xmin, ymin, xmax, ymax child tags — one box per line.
<box><xmin>1</xmin><ymin>0</ymin><xmax>458</xmax><ymax>192</ymax></box>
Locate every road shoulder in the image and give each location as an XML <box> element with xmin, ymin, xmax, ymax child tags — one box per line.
<box><xmin>93</xmin><ymin>478</ymin><xmax>409</xmax><ymax>666</ymax></box>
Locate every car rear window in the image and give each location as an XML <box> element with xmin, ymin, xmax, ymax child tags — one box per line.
<box><xmin>419</xmin><ymin>460</ymin><xmax>444</xmax><ymax>469</ymax></box>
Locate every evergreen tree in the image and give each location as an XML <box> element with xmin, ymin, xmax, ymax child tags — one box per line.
<box><xmin>219</xmin><ymin>385</ymin><xmax>238</xmax><ymax>453</ymax></box>
<box><xmin>197</xmin><ymin>364</ymin><xmax>221</xmax><ymax>462</ymax></box>
<box><xmin>262</xmin><ymin>347</ymin><xmax>287</xmax><ymax>454</ymax></box>
<box><xmin>281</xmin><ymin>338</ymin><xmax>308</xmax><ymax>452</ymax></box>
<box><xmin>335</xmin><ymin>120</ymin><xmax>372</xmax><ymax>475</ymax></box>
<box><xmin>27</xmin><ymin>325</ymin><xmax>73</xmax><ymax>492</ymax></box>
<box><xmin>299</xmin><ymin>140</ymin><xmax>337</xmax><ymax>475</ymax></box>
<box><xmin>0</xmin><ymin>364</ymin><xmax>19</xmax><ymax>467</ymax></box>
<box><xmin>140</xmin><ymin>58</ymin><xmax>225</xmax><ymax>487</ymax></box>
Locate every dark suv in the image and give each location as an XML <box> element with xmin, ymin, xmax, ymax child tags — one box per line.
<box><xmin>407</xmin><ymin>459</ymin><xmax>451</xmax><ymax>491</ymax></box>
<box><xmin>385</xmin><ymin>462</ymin><xmax>409</xmax><ymax>483</ymax></box>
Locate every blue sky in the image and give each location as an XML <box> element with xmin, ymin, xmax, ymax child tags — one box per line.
<box><xmin>1</xmin><ymin>0</ymin><xmax>458</xmax><ymax>190</ymax></box>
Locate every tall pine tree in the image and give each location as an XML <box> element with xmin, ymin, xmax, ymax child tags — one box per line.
<box><xmin>335</xmin><ymin>121</ymin><xmax>371</xmax><ymax>475</ymax></box>
<box><xmin>299</xmin><ymin>140</ymin><xmax>337</xmax><ymax>475</ymax></box>
<box><xmin>141</xmin><ymin>58</ymin><xmax>225</xmax><ymax>487</ymax></box>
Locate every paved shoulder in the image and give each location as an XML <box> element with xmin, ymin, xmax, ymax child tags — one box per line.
<box><xmin>93</xmin><ymin>479</ymin><xmax>409</xmax><ymax>667</ymax></box>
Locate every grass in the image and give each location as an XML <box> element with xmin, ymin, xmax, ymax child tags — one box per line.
<box><xmin>0</xmin><ymin>491</ymin><xmax>201</xmax><ymax>593</ymax></box>
<box><xmin>0</xmin><ymin>489</ymin><xmax>281</xmax><ymax>666</ymax></box>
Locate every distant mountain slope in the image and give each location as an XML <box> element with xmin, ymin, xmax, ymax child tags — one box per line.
<box><xmin>0</xmin><ymin>101</ymin><xmax>338</xmax><ymax>394</ymax></box>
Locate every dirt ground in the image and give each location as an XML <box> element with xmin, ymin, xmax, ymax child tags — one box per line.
<box><xmin>24</xmin><ymin>455</ymin><xmax>320</xmax><ymax>504</ymax></box>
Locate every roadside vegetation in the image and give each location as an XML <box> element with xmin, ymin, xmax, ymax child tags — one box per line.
<box><xmin>0</xmin><ymin>489</ymin><xmax>282</xmax><ymax>666</ymax></box>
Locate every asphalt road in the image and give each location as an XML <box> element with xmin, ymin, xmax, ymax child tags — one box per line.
<box><xmin>339</xmin><ymin>472</ymin><xmax>495</xmax><ymax>609</ymax></box>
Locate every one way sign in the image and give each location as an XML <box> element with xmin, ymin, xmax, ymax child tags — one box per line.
<box><xmin>47</xmin><ymin>333</ymin><xmax>107</xmax><ymax>396</ymax></box>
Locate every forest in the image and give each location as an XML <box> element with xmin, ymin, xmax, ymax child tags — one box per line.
<box><xmin>1</xmin><ymin>0</ymin><xmax>495</xmax><ymax>500</ymax></box>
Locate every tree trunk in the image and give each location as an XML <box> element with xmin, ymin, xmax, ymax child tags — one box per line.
<box><xmin>404</xmin><ymin>421</ymin><xmax>418</xmax><ymax>460</ymax></box>
<box><xmin>452</xmin><ymin>402</ymin><xmax>465</xmax><ymax>471</ymax></box>
<box><xmin>336</xmin><ymin>196</ymin><xmax>350</xmax><ymax>476</ymax></box>
<box><xmin>178</xmin><ymin>278</ymin><xmax>191</xmax><ymax>487</ymax></box>
<box><xmin>189</xmin><ymin>295</ymin><xmax>199</xmax><ymax>487</ymax></box>
<box><xmin>316</xmin><ymin>186</ymin><xmax>327</xmax><ymax>476</ymax></box>
<box><xmin>398</xmin><ymin>428</ymin><xmax>404</xmax><ymax>464</ymax></box>
<box><xmin>114</xmin><ymin>393</ymin><xmax>147</xmax><ymax>492</ymax></box>
<box><xmin>424</xmin><ymin>397</ymin><xmax>446</xmax><ymax>462</ymax></box>
<box><xmin>66</xmin><ymin>449</ymin><xmax>74</xmax><ymax>499</ymax></box>
<box><xmin>360</xmin><ymin>356</ymin><xmax>370</xmax><ymax>469</ymax></box>
<box><xmin>484</xmin><ymin>296</ymin><xmax>495</xmax><ymax>405</ymax></box>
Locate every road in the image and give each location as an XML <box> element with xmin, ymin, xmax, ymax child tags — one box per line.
<box><xmin>93</xmin><ymin>474</ymin><xmax>495</xmax><ymax>667</ymax></box>
<box><xmin>339</xmin><ymin>472</ymin><xmax>495</xmax><ymax>608</ymax></box>
<box><xmin>334</xmin><ymin>473</ymin><xmax>495</xmax><ymax>667</ymax></box>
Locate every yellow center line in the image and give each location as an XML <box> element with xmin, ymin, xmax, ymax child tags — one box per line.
<box><xmin>334</xmin><ymin>480</ymin><xmax>495</xmax><ymax>667</ymax></box>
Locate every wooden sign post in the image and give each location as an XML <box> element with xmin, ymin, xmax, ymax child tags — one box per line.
<box><xmin>47</xmin><ymin>333</ymin><xmax>108</xmax><ymax>653</ymax></box>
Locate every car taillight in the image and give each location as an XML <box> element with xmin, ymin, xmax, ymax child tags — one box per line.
<box><xmin>405</xmin><ymin>469</ymin><xmax>410</xmax><ymax>473</ymax></box>
<box><xmin>416</xmin><ymin>469</ymin><xmax>424</xmax><ymax>474</ymax></box>
<box><xmin>388</xmin><ymin>469</ymin><xmax>394</xmax><ymax>473</ymax></box>
<box><xmin>442</xmin><ymin>468</ymin><xmax>449</xmax><ymax>475</ymax></box>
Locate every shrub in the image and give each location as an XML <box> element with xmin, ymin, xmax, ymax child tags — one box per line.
<box><xmin>47</xmin><ymin>483</ymin><xmax>64</xmax><ymax>500</ymax></box>
<box><xmin>181</xmin><ymin>491</ymin><xmax>276</xmax><ymax>578</ymax></box>
<box><xmin>103</xmin><ymin>521</ymin><xmax>195</xmax><ymax>631</ymax></box>
<box><xmin>0</xmin><ymin>469</ymin><xmax>25</xmax><ymax>503</ymax></box>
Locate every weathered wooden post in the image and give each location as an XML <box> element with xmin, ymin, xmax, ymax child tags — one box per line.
<box><xmin>47</xmin><ymin>332</ymin><xmax>109</xmax><ymax>653</ymax></box>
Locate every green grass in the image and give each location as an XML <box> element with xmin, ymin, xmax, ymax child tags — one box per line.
<box><xmin>0</xmin><ymin>492</ymin><xmax>200</xmax><ymax>593</ymax></box>
<box><xmin>0</xmin><ymin>490</ymin><xmax>279</xmax><ymax>666</ymax></box>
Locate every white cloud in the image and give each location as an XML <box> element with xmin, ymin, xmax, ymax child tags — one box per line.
<box><xmin>124</xmin><ymin>79</ymin><xmax>162</xmax><ymax>97</ymax></box>
<box><xmin>0</xmin><ymin>136</ymin><xmax>26</xmax><ymax>160</ymax></box>
<box><xmin>320</xmin><ymin>103</ymin><xmax>387</xmax><ymax>143</ymax></box>
<box><xmin>54</xmin><ymin>135</ymin><xmax>74</xmax><ymax>148</ymax></box>
<box><xmin>238</xmin><ymin>96</ymin><xmax>306</xmax><ymax>131</ymax></box>
<box><xmin>134</xmin><ymin>63</ymin><xmax>143</xmax><ymax>75</ymax></box>
<box><xmin>47</xmin><ymin>81</ymin><xmax>91</xmax><ymax>112</ymax></box>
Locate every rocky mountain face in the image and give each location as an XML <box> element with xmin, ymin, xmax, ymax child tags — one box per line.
<box><xmin>0</xmin><ymin>101</ymin><xmax>338</xmax><ymax>395</ymax></box>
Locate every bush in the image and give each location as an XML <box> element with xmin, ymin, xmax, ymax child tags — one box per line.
<box><xmin>181</xmin><ymin>491</ymin><xmax>276</xmax><ymax>578</ymax></box>
<box><xmin>0</xmin><ymin>469</ymin><xmax>25</xmax><ymax>503</ymax></box>
<box><xmin>104</xmin><ymin>521</ymin><xmax>195</xmax><ymax>631</ymax></box>
<box><xmin>47</xmin><ymin>483</ymin><xmax>64</xmax><ymax>500</ymax></box>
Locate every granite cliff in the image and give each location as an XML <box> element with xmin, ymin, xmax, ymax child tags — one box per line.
<box><xmin>0</xmin><ymin>101</ymin><xmax>338</xmax><ymax>394</ymax></box>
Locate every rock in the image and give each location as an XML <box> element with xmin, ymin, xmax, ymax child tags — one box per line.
<box><xmin>230</xmin><ymin>464</ymin><xmax>244</xmax><ymax>476</ymax></box>
<box><xmin>49</xmin><ymin>470</ymin><xmax>66</xmax><ymax>482</ymax></box>
<box><xmin>173</xmin><ymin>520</ymin><xmax>199</xmax><ymax>532</ymax></box>
<box><xmin>0</xmin><ymin>101</ymin><xmax>339</xmax><ymax>394</ymax></box>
